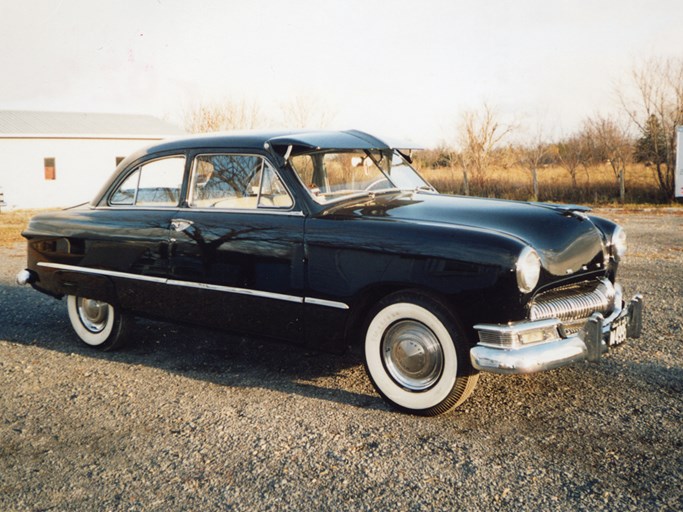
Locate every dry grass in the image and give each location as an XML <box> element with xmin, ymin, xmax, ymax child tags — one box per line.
<box><xmin>0</xmin><ymin>209</ymin><xmax>44</xmax><ymax>247</ymax></box>
<box><xmin>0</xmin><ymin>164</ymin><xmax>679</xmax><ymax>250</ymax></box>
<box><xmin>418</xmin><ymin>162</ymin><xmax>677</xmax><ymax>205</ymax></box>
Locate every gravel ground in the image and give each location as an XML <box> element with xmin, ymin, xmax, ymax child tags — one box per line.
<box><xmin>0</xmin><ymin>212</ymin><xmax>681</xmax><ymax>511</ymax></box>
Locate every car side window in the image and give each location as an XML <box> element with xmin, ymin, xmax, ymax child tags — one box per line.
<box><xmin>190</xmin><ymin>154</ymin><xmax>292</xmax><ymax>210</ymax></box>
<box><xmin>110</xmin><ymin>156</ymin><xmax>186</xmax><ymax>207</ymax></box>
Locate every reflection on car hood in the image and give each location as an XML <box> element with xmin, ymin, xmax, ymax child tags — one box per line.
<box><xmin>326</xmin><ymin>192</ymin><xmax>605</xmax><ymax>277</ymax></box>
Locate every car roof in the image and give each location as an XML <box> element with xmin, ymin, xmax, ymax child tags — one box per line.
<box><xmin>131</xmin><ymin>129</ymin><xmax>421</xmax><ymax>158</ymax></box>
<box><xmin>267</xmin><ymin>129</ymin><xmax>422</xmax><ymax>151</ymax></box>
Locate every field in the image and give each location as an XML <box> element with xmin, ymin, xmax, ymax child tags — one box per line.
<box><xmin>417</xmin><ymin>162</ymin><xmax>675</xmax><ymax>205</ymax></box>
<box><xmin>1</xmin><ymin>160</ymin><xmax>679</xmax><ymax>251</ymax></box>
<box><xmin>0</xmin><ymin>210</ymin><xmax>40</xmax><ymax>247</ymax></box>
<box><xmin>1</xmin><ymin>161</ymin><xmax>679</xmax><ymax>251</ymax></box>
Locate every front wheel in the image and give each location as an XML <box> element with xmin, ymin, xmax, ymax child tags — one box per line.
<box><xmin>66</xmin><ymin>295</ymin><xmax>131</xmax><ymax>351</ymax></box>
<box><xmin>363</xmin><ymin>292</ymin><xmax>478</xmax><ymax>416</ymax></box>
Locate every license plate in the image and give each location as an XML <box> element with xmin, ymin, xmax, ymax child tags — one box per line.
<box><xmin>608</xmin><ymin>315</ymin><xmax>628</xmax><ymax>347</ymax></box>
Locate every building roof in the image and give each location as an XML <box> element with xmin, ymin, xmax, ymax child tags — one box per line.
<box><xmin>0</xmin><ymin>110</ymin><xmax>185</xmax><ymax>139</ymax></box>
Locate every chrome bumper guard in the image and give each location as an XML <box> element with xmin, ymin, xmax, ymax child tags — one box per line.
<box><xmin>470</xmin><ymin>293</ymin><xmax>643</xmax><ymax>375</ymax></box>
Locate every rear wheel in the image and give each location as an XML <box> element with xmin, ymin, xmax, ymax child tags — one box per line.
<box><xmin>66</xmin><ymin>295</ymin><xmax>131</xmax><ymax>351</ymax></box>
<box><xmin>363</xmin><ymin>292</ymin><xmax>478</xmax><ymax>415</ymax></box>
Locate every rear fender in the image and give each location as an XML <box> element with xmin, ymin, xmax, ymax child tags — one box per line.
<box><xmin>51</xmin><ymin>270</ymin><xmax>118</xmax><ymax>305</ymax></box>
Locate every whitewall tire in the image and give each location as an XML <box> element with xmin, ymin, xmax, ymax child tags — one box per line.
<box><xmin>363</xmin><ymin>292</ymin><xmax>478</xmax><ymax>415</ymax></box>
<box><xmin>67</xmin><ymin>295</ymin><xmax>130</xmax><ymax>351</ymax></box>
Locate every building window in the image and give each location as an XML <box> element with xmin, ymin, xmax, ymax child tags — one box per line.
<box><xmin>116</xmin><ymin>156</ymin><xmax>125</xmax><ymax>166</ymax></box>
<box><xmin>44</xmin><ymin>158</ymin><xmax>56</xmax><ymax>180</ymax></box>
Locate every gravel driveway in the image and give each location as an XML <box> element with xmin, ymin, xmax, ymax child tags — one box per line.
<box><xmin>1</xmin><ymin>212</ymin><xmax>681</xmax><ymax>511</ymax></box>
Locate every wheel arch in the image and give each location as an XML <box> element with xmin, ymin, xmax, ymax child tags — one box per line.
<box><xmin>345</xmin><ymin>283</ymin><xmax>472</xmax><ymax>350</ymax></box>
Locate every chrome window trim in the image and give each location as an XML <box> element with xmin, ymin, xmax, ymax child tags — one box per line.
<box><xmin>37</xmin><ymin>262</ymin><xmax>347</xmax><ymax>309</ymax></box>
<box><xmin>103</xmin><ymin>204</ymin><xmax>181</xmax><ymax>211</ymax></box>
<box><xmin>188</xmin><ymin>152</ymin><xmax>296</xmax><ymax>212</ymax></box>
<box><xmin>109</xmin><ymin>167</ymin><xmax>142</xmax><ymax>206</ymax></box>
<box><xmin>188</xmin><ymin>208</ymin><xmax>305</xmax><ymax>217</ymax></box>
<box><xmin>107</xmin><ymin>154</ymin><xmax>187</xmax><ymax>208</ymax></box>
<box><xmin>91</xmin><ymin>206</ymin><xmax>305</xmax><ymax>216</ymax></box>
<box><xmin>287</xmin><ymin>148</ymin><xmax>429</xmax><ymax>206</ymax></box>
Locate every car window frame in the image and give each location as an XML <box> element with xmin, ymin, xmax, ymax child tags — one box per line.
<box><xmin>186</xmin><ymin>152</ymin><xmax>297</xmax><ymax>213</ymax></box>
<box><xmin>106</xmin><ymin>154</ymin><xmax>188</xmax><ymax>209</ymax></box>
<box><xmin>287</xmin><ymin>149</ymin><xmax>408</xmax><ymax>206</ymax></box>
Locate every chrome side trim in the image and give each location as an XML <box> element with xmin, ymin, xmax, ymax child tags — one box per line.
<box><xmin>166</xmin><ymin>279</ymin><xmax>303</xmax><ymax>304</ymax></box>
<box><xmin>304</xmin><ymin>297</ymin><xmax>350</xmax><ymax>310</ymax></box>
<box><xmin>35</xmin><ymin>262</ymin><xmax>349</xmax><ymax>310</ymax></box>
<box><xmin>37</xmin><ymin>262</ymin><xmax>167</xmax><ymax>284</ymax></box>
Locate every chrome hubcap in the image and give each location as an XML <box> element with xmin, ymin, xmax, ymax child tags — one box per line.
<box><xmin>78</xmin><ymin>298</ymin><xmax>109</xmax><ymax>333</ymax></box>
<box><xmin>381</xmin><ymin>320</ymin><xmax>444</xmax><ymax>391</ymax></box>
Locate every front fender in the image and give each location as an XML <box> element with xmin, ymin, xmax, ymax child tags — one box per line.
<box><xmin>305</xmin><ymin>216</ymin><xmax>529</xmax><ymax>329</ymax></box>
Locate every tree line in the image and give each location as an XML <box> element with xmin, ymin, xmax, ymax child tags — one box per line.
<box><xmin>437</xmin><ymin>58</ymin><xmax>682</xmax><ymax>202</ymax></box>
<box><xmin>185</xmin><ymin>57</ymin><xmax>683</xmax><ymax>203</ymax></box>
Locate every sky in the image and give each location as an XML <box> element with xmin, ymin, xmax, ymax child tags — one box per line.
<box><xmin>1</xmin><ymin>0</ymin><xmax>680</xmax><ymax>146</ymax></box>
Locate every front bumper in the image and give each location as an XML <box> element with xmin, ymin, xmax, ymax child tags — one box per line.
<box><xmin>470</xmin><ymin>293</ymin><xmax>643</xmax><ymax>375</ymax></box>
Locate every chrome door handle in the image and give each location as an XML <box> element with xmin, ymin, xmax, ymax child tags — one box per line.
<box><xmin>170</xmin><ymin>219</ymin><xmax>194</xmax><ymax>232</ymax></box>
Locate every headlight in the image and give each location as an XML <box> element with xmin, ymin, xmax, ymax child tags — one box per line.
<box><xmin>611</xmin><ymin>226</ymin><xmax>627</xmax><ymax>261</ymax></box>
<box><xmin>516</xmin><ymin>247</ymin><xmax>541</xmax><ymax>293</ymax></box>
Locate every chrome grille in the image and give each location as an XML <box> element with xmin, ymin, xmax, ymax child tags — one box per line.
<box><xmin>529</xmin><ymin>278</ymin><xmax>615</xmax><ymax>322</ymax></box>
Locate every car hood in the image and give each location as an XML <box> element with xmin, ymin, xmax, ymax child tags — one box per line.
<box><xmin>325</xmin><ymin>192</ymin><xmax>606</xmax><ymax>277</ymax></box>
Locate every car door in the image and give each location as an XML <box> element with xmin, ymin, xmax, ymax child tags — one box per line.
<box><xmin>85</xmin><ymin>154</ymin><xmax>186</xmax><ymax>318</ymax></box>
<box><xmin>167</xmin><ymin>151</ymin><xmax>306</xmax><ymax>342</ymax></box>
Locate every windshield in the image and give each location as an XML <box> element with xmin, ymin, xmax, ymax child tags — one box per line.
<box><xmin>289</xmin><ymin>149</ymin><xmax>433</xmax><ymax>204</ymax></box>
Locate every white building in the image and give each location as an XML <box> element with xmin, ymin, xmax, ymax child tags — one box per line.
<box><xmin>0</xmin><ymin>111</ymin><xmax>185</xmax><ymax>210</ymax></box>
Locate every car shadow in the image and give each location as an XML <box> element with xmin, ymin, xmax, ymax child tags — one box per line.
<box><xmin>0</xmin><ymin>283</ymin><xmax>388</xmax><ymax>412</ymax></box>
<box><xmin>2</xmin><ymin>281</ymin><xmax>678</xmax><ymax>420</ymax></box>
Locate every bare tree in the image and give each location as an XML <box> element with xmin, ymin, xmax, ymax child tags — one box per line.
<box><xmin>618</xmin><ymin>57</ymin><xmax>683</xmax><ymax>200</ymax></box>
<box><xmin>456</xmin><ymin>104</ymin><xmax>514</xmax><ymax>195</ymax></box>
<box><xmin>279</xmin><ymin>94</ymin><xmax>336</xmax><ymax>129</ymax></box>
<box><xmin>583</xmin><ymin>115</ymin><xmax>633</xmax><ymax>203</ymax></box>
<box><xmin>184</xmin><ymin>98</ymin><xmax>265</xmax><ymax>133</ymax></box>
<box><xmin>517</xmin><ymin>124</ymin><xmax>551</xmax><ymax>201</ymax></box>
<box><xmin>556</xmin><ymin>134</ymin><xmax>589</xmax><ymax>188</ymax></box>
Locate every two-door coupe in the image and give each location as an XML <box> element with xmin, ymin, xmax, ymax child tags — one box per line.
<box><xmin>18</xmin><ymin>130</ymin><xmax>643</xmax><ymax>415</ymax></box>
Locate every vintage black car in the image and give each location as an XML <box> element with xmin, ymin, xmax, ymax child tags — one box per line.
<box><xmin>18</xmin><ymin>130</ymin><xmax>643</xmax><ymax>415</ymax></box>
